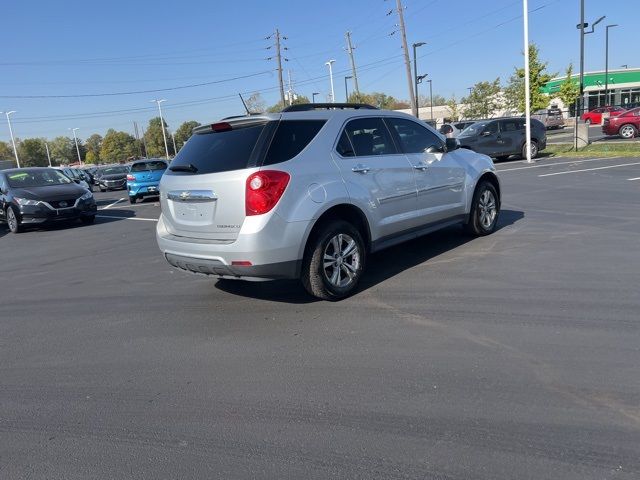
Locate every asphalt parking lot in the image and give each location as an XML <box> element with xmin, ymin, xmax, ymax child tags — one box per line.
<box><xmin>1</xmin><ymin>156</ymin><xmax>639</xmax><ymax>479</ymax></box>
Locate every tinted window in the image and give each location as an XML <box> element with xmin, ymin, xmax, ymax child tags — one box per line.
<box><xmin>131</xmin><ymin>160</ymin><xmax>167</xmax><ymax>172</ymax></box>
<box><xmin>499</xmin><ymin>119</ymin><xmax>522</xmax><ymax>132</ymax></box>
<box><xmin>263</xmin><ymin>120</ymin><xmax>325</xmax><ymax>166</ymax></box>
<box><xmin>169</xmin><ymin>123</ymin><xmax>266</xmax><ymax>175</ymax></box>
<box><xmin>387</xmin><ymin>117</ymin><xmax>442</xmax><ymax>154</ymax></box>
<box><xmin>336</xmin><ymin>131</ymin><xmax>355</xmax><ymax>157</ymax></box>
<box><xmin>439</xmin><ymin>125</ymin><xmax>453</xmax><ymax>134</ymax></box>
<box><xmin>342</xmin><ymin>117</ymin><xmax>397</xmax><ymax>157</ymax></box>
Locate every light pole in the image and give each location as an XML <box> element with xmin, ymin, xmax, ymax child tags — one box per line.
<box><xmin>151</xmin><ymin>99</ymin><xmax>169</xmax><ymax>159</ymax></box>
<box><xmin>605</xmin><ymin>24</ymin><xmax>618</xmax><ymax>106</ymax></box>
<box><xmin>577</xmin><ymin>3</ymin><xmax>606</xmax><ymax>116</ymax></box>
<box><xmin>44</xmin><ymin>141</ymin><xmax>52</xmax><ymax>167</ymax></box>
<box><xmin>312</xmin><ymin>92</ymin><xmax>320</xmax><ymax>103</ymax></box>
<box><xmin>325</xmin><ymin>60</ymin><xmax>336</xmax><ymax>103</ymax></box>
<box><xmin>1</xmin><ymin>111</ymin><xmax>20</xmax><ymax>168</ymax></box>
<box><xmin>523</xmin><ymin>0</ymin><xmax>533</xmax><ymax>163</ymax></box>
<box><xmin>620</xmin><ymin>64</ymin><xmax>628</xmax><ymax>69</ymax></box>
<box><xmin>344</xmin><ymin>75</ymin><xmax>352</xmax><ymax>102</ymax></box>
<box><xmin>69</xmin><ymin>128</ymin><xmax>82</xmax><ymax>165</ymax></box>
<box><xmin>426</xmin><ymin>79</ymin><xmax>433</xmax><ymax>120</ymax></box>
<box><xmin>412</xmin><ymin>42</ymin><xmax>426</xmax><ymax>117</ymax></box>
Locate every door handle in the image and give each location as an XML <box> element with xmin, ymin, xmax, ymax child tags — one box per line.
<box><xmin>352</xmin><ymin>164</ymin><xmax>370</xmax><ymax>173</ymax></box>
<box><xmin>413</xmin><ymin>163</ymin><xmax>428</xmax><ymax>171</ymax></box>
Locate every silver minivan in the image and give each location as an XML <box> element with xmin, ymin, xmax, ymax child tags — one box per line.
<box><xmin>157</xmin><ymin>104</ymin><xmax>500</xmax><ymax>300</ymax></box>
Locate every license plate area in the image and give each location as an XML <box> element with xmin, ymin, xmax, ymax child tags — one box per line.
<box><xmin>172</xmin><ymin>202</ymin><xmax>215</xmax><ymax>223</ymax></box>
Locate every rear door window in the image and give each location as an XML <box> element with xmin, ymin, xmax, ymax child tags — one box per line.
<box><xmin>341</xmin><ymin>117</ymin><xmax>397</xmax><ymax>157</ymax></box>
<box><xmin>499</xmin><ymin>119</ymin><xmax>521</xmax><ymax>132</ymax></box>
<box><xmin>168</xmin><ymin>123</ymin><xmax>268</xmax><ymax>175</ymax></box>
<box><xmin>263</xmin><ymin>120</ymin><xmax>325</xmax><ymax>166</ymax></box>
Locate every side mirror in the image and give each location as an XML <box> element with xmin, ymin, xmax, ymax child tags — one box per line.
<box><xmin>426</xmin><ymin>145</ymin><xmax>444</xmax><ymax>154</ymax></box>
<box><xmin>445</xmin><ymin>137</ymin><xmax>460</xmax><ymax>152</ymax></box>
<box><xmin>73</xmin><ymin>179</ymin><xmax>81</xmax><ymax>184</ymax></box>
<box><xmin>481</xmin><ymin>131</ymin><xmax>492</xmax><ymax>137</ymax></box>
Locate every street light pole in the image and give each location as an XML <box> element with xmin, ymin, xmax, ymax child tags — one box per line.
<box><xmin>325</xmin><ymin>60</ymin><xmax>336</xmax><ymax>103</ymax></box>
<box><xmin>151</xmin><ymin>99</ymin><xmax>169</xmax><ymax>159</ymax></box>
<box><xmin>312</xmin><ymin>92</ymin><xmax>320</xmax><ymax>103</ymax></box>
<box><xmin>70</xmin><ymin>127</ymin><xmax>82</xmax><ymax>166</ymax></box>
<box><xmin>344</xmin><ymin>76</ymin><xmax>352</xmax><ymax>102</ymax></box>
<box><xmin>426</xmin><ymin>79</ymin><xmax>434</xmax><ymax>121</ymax></box>
<box><xmin>1</xmin><ymin>111</ymin><xmax>20</xmax><ymax>168</ymax></box>
<box><xmin>523</xmin><ymin>0</ymin><xmax>533</xmax><ymax>163</ymax></box>
<box><xmin>44</xmin><ymin>141</ymin><xmax>52</xmax><ymax>167</ymax></box>
<box><xmin>605</xmin><ymin>24</ymin><xmax>618</xmax><ymax>106</ymax></box>
<box><xmin>412</xmin><ymin>42</ymin><xmax>425</xmax><ymax>118</ymax></box>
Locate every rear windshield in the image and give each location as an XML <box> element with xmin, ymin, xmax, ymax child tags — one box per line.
<box><xmin>168</xmin><ymin>120</ymin><xmax>325</xmax><ymax>175</ymax></box>
<box><xmin>131</xmin><ymin>160</ymin><xmax>167</xmax><ymax>172</ymax></box>
<box><xmin>101</xmin><ymin>166</ymin><xmax>129</xmax><ymax>175</ymax></box>
<box><xmin>169</xmin><ymin>123</ymin><xmax>267</xmax><ymax>175</ymax></box>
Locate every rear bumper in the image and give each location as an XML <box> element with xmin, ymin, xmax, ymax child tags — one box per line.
<box><xmin>156</xmin><ymin>213</ymin><xmax>307</xmax><ymax>281</ymax></box>
<box><xmin>128</xmin><ymin>181</ymin><xmax>160</xmax><ymax>197</ymax></box>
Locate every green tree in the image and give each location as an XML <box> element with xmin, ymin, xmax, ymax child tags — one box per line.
<box><xmin>418</xmin><ymin>93</ymin><xmax>447</xmax><ymax>107</ymax></box>
<box><xmin>558</xmin><ymin>63</ymin><xmax>580</xmax><ymax>116</ymax></box>
<box><xmin>267</xmin><ymin>95</ymin><xmax>311</xmax><ymax>113</ymax></box>
<box><xmin>144</xmin><ymin>117</ymin><xmax>175</xmax><ymax>158</ymax></box>
<box><xmin>445</xmin><ymin>95</ymin><xmax>461</xmax><ymax>121</ymax></box>
<box><xmin>49</xmin><ymin>136</ymin><xmax>76</xmax><ymax>164</ymax></box>
<box><xmin>85</xmin><ymin>134</ymin><xmax>102</xmax><ymax>163</ymax></box>
<box><xmin>0</xmin><ymin>140</ymin><xmax>13</xmax><ymax>160</ymax></box>
<box><xmin>347</xmin><ymin>91</ymin><xmax>401</xmax><ymax>109</ymax></box>
<box><xmin>18</xmin><ymin>138</ymin><xmax>48</xmax><ymax>167</ymax></box>
<box><xmin>100</xmin><ymin>129</ymin><xmax>137</xmax><ymax>163</ymax></box>
<box><xmin>174</xmin><ymin>120</ymin><xmax>201</xmax><ymax>151</ymax></box>
<box><xmin>504</xmin><ymin>44</ymin><xmax>555</xmax><ymax>113</ymax></box>
<box><xmin>463</xmin><ymin>78</ymin><xmax>503</xmax><ymax>118</ymax></box>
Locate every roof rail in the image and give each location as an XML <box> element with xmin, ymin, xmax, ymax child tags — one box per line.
<box><xmin>281</xmin><ymin>103</ymin><xmax>378</xmax><ymax>112</ymax></box>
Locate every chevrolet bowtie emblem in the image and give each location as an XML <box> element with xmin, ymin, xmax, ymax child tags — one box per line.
<box><xmin>179</xmin><ymin>191</ymin><xmax>190</xmax><ymax>200</ymax></box>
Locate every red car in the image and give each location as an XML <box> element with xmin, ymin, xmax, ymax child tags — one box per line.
<box><xmin>581</xmin><ymin>106</ymin><xmax>626</xmax><ymax>125</ymax></box>
<box><xmin>602</xmin><ymin>107</ymin><xmax>640</xmax><ymax>139</ymax></box>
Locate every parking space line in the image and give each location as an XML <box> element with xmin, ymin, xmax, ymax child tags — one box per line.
<box><xmin>538</xmin><ymin>161</ymin><xmax>640</xmax><ymax>177</ymax></box>
<box><xmin>96</xmin><ymin>215</ymin><xmax>158</xmax><ymax>222</ymax></box>
<box><xmin>102</xmin><ymin>198</ymin><xmax>125</xmax><ymax>210</ymax></box>
<box><xmin>497</xmin><ymin>157</ymin><xmax>613</xmax><ymax>172</ymax></box>
<box><xmin>628</xmin><ymin>177</ymin><xmax>640</xmax><ymax>181</ymax></box>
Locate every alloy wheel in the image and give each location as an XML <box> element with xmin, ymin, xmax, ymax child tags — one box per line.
<box><xmin>478</xmin><ymin>190</ymin><xmax>497</xmax><ymax>230</ymax></box>
<box><xmin>322</xmin><ymin>233</ymin><xmax>361</xmax><ymax>288</ymax></box>
<box><xmin>7</xmin><ymin>208</ymin><xmax>18</xmax><ymax>232</ymax></box>
<box><xmin>620</xmin><ymin>125</ymin><xmax>635</xmax><ymax>139</ymax></box>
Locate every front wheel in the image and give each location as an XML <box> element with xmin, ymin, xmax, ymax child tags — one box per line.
<box><xmin>301</xmin><ymin>220</ymin><xmax>366</xmax><ymax>301</ymax></box>
<box><xmin>6</xmin><ymin>206</ymin><xmax>22</xmax><ymax>233</ymax></box>
<box><xmin>465</xmin><ymin>181</ymin><xmax>500</xmax><ymax>236</ymax></box>
<box><xmin>80</xmin><ymin>215</ymin><xmax>95</xmax><ymax>225</ymax></box>
<box><xmin>619</xmin><ymin>124</ymin><xmax>637</xmax><ymax>139</ymax></box>
<box><xmin>521</xmin><ymin>140</ymin><xmax>538</xmax><ymax>159</ymax></box>
<box><xmin>585</xmin><ymin>118</ymin><xmax>592</xmax><ymax>125</ymax></box>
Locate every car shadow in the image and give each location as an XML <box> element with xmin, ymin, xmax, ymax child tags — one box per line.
<box><xmin>214</xmin><ymin>209</ymin><xmax>525</xmax><ymax>304</ymax></box>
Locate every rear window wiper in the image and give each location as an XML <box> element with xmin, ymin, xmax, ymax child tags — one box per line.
<box><xmin>169</xmin><ymin>164</ymin><xmax>198</xmax><ymax>173</ymax></box>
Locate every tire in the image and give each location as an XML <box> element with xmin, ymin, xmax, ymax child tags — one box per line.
<box><xmin>619</xmin><ymin>124</ymin><xmax>637</xmax><ymax>139</ymax></box>
<box><xmin>465</xmin><ymin>181</ymin><xmax>500</xmax><ymax>236</ymax></box>
<box><xmin>301</xmin><ymin>220</ymin><xmax>366</xmax><ymax>301</ymax></box>
<box><xmin>99</xmin><ymin>187</ymin><xmax>106</xmax><ymax>192</ymax></box>
<box><xmin>80</xmin><ymin>215</ymin><xmax>95</xmax><ymax>225</ymax></box>
<box><xmin>129</xmin><ymin>195</ymin><xmax>137</xmax><ymax>204</ymax></box>
<box><xmin>585</xmin><ymin>118</ymin><xmax>592</xmax><ymax>125</ymax></box>
<box><xmin>521</xmin><ymin>140</ymin><xmax>538</xmax><ymax>159</ymax></box>
<box><xmin>495</xmin><ymin>155</ymin><xmax>510</xmax><ymax>162</ymax></box>
<box><xmin>6</xmin><ymin>205</ymin><xmax>22</xmax><ymax>234</ymax></box>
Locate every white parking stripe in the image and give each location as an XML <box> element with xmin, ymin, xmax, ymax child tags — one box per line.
<box><xmin>538</xmin><ymin>161</ymin><xmax>640</xmax><ymax>177</ymax></box>
<box><xmin>102</xmin><ymin>198</ymin><xmax>125</xmax><ymax>210</ymax></box>
<box><xmin>628</xmin><ymin>177</ymin><xmax>640</xmax><ymax>181</ymax></box>
<box><xmin>96</xmin><ymin>215</ymin><xmax>158</xmax><ymax>222</ymax></box>
<box><xmin>497</xmin><ymin>157</ymin><xmax>613</xmax><ymax>172</ymax></box>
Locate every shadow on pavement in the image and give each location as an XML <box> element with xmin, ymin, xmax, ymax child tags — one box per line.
<box><xmin>215</xmin><ymin>209</ymin><xmax>525</xmax><ymax>304</ymax></box>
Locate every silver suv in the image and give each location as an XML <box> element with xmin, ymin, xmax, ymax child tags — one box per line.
<box><xmin>157</xmin><ymin>103</ymin><xmax>500</xmax><ymax>300</ymax></box>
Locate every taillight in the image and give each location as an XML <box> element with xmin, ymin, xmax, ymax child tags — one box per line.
<box><xmin>126</xmin><ymin>174</ymin><xmax>135</xmax><ymax>181</ymax></box>
<box><xmin>245</xmin><ymin>170</ymin><xmax>290</xmax><ymax>216</ymax></box>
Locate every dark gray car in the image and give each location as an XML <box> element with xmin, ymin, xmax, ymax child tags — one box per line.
<box><xmin>457</xmin><ymin>117</ymin><xmax>547</xmax><ymax>160</ymax></box>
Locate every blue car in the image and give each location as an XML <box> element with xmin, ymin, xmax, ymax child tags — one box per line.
<box><xmin>126</xmin><ymin>159</ymin><xmax>168</xmax><ymax>203</ymax></box>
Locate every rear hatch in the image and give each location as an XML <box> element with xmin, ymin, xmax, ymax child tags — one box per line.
<box><xmin>130</xmin><ymin>160</ymin><xmax>167</xmax><ymax>184</ymax></box>
<box><xmin>160</xmin><ymin>117</ymin><xmax>276</xmax><ymax>241</ymax></box>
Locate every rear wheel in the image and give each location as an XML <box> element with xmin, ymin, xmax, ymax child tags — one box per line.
<box><xmin>585</xmin><ymin>118</ymin><xmax>592</xmax><ymax>125</ymax></box>
<box><xmin>301</xmin><ymin>220</ymin><xmax>365</xmax><ymax>301</ymax></box>
<box><xmin>129</xmin><ymin>195</ymin><xmax>137</xmax><ymax>204</ymax></box>
<box><xmin>619</xmin><ymin>124</ymin><xmax>637</xmax><ymax>139</ymax></box>
<box><xmin>6</xmin><ymin>206</ymin><xmax>22</xmax><ymax>234</ymax></box>
<box><xmin>521</xmin><ymin>140</ymin><xmax>538</xmax><ymax>159</ymax></box>
<box><xmin>465</xmin><ymin>181</ymin><xmax>500</xmax><ymax>236</ymax></box>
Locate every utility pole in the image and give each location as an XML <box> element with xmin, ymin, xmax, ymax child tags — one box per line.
<box><xmin>396</xmin><ymin>0</ymin><xmax>417</xmax><ymax>117</ymax></box>
<box><xmin>171</xmin><ymin>131</ymin><xmax>177</xmax><ymax>156</ymax></box>
<box><xmin>133</xmin><ymin>121</ymin><xmax>142</xmax><ymax>158</ymax></box>
<box><xmin>579</xmin><ymin>0</ymin><xmax>585</xmax><ymax>118</ymax></box>
<box><xmin>151</xmin><ymin>99</ymin><xmax>169</xmax><ymax>159</ymax></box>
<box><xmin>70</xmin><ymin>127</ymin><xmax>82</xmax><ymax>166</ymax></box>
<box><xmin>141</xmin><ymin>127</ymin><xmax>149</xmax><ymax>158</ymax></box>
<box><xmin>275</xmin><ymin>29</ymin><xmax>286</xmax><ymax>107</ymax></box>
<box><xmin>345</xmin><ymin>31</ymin><xmax>360</xmax><ymax>97</ymax></box>
<box><xmin>605</xmin><ymin>24</ymin><xmax>618</xmax><ymax>106</ymax></box>
<box><xmin>1</xmin><ymin>111</ymin><xmax>20</xmax><ymax>168</ymax></box>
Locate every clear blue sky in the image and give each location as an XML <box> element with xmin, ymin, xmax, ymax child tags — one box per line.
<box><xmin>1</xmin><ymin>0</ymin><xmax>637</xmax><ymax>142</ymax></box>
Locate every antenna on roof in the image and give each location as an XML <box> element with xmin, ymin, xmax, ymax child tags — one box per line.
<box><xmin>238</xmin><ymin>93</ymin><xmax>251</xmax><ymax>115</ymax></box>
